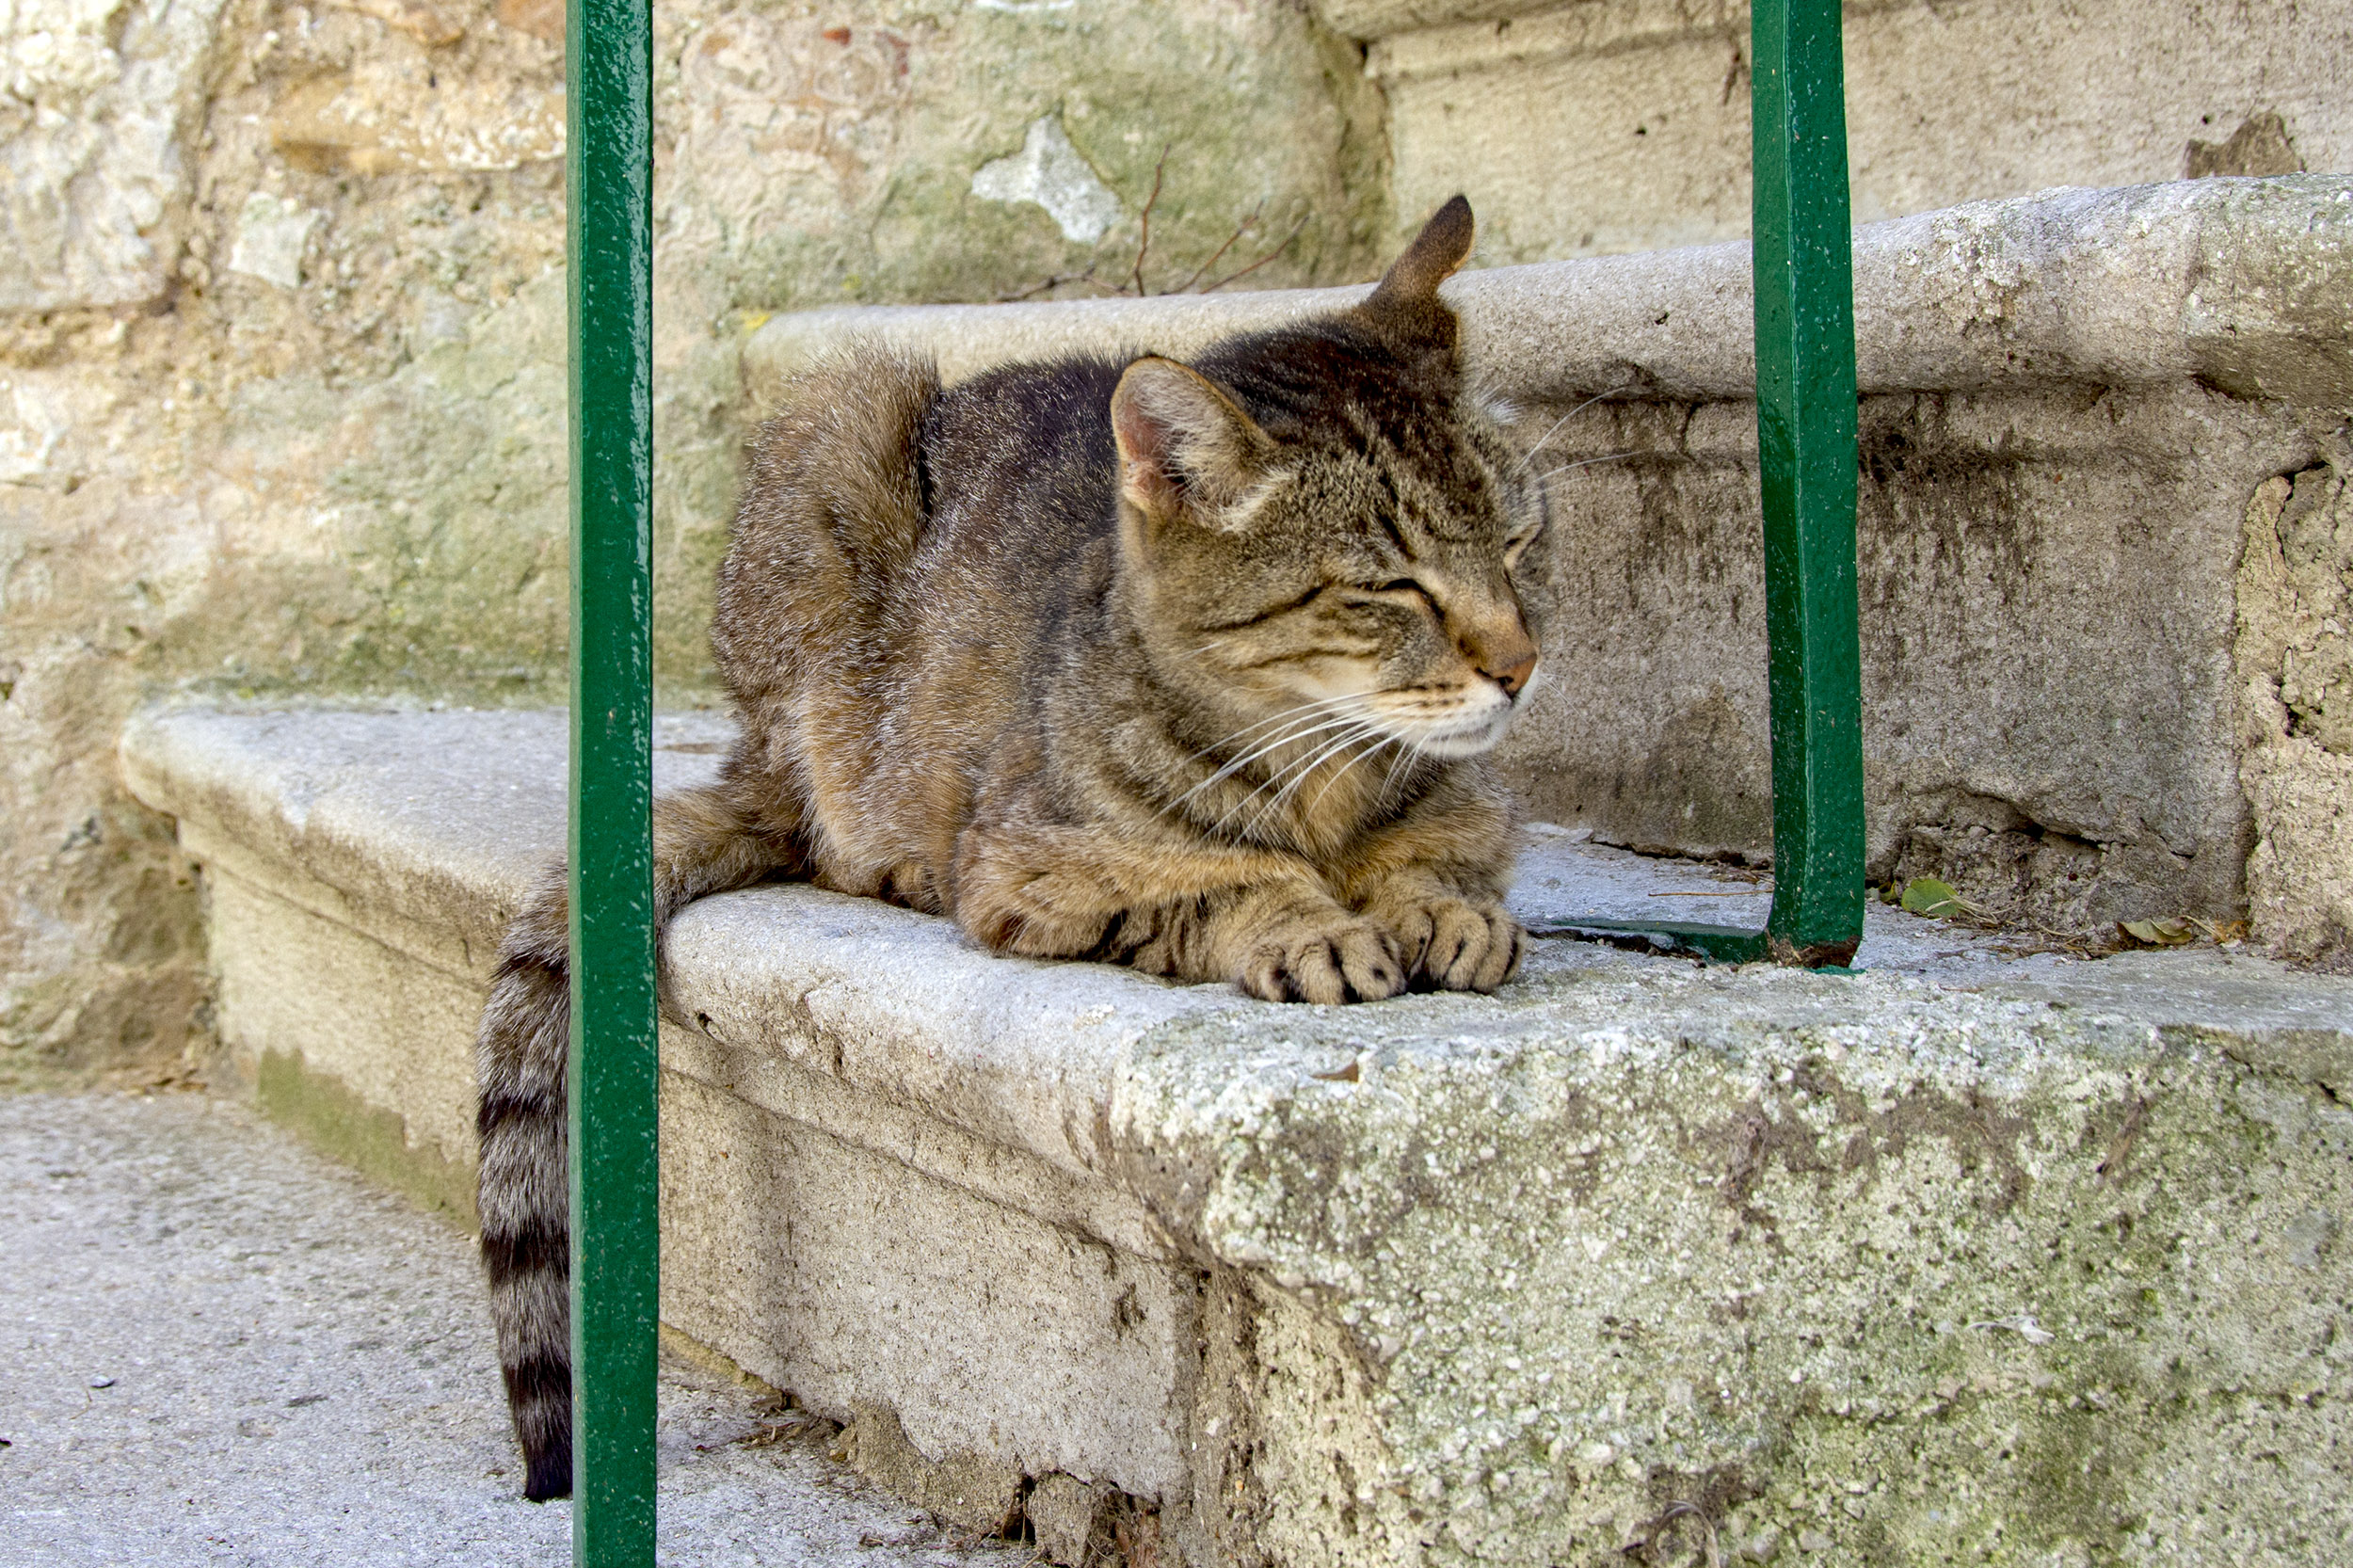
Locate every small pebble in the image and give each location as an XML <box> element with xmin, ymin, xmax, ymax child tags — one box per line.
<box><xmin>87</xmin><ymin>1376</ymin><xmax>115</xmax><ymax>1389</ymax></box>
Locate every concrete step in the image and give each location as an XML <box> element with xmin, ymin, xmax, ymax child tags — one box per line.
<box><xmin>1306</xmin><ymin>0</ymin><xmax>2353</xmax><ymax>264</ymax></box>
<box><xmin>122</xmin><ymin>705</ymin><xmax>2353</xmax><ymax>1565</ymax></box>
<box><xmin>744</xmin><ymin>174</ymin><xmax>2353</xmax><ymax>967</ymax></box>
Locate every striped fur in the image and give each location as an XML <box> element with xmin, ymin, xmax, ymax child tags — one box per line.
<box><xmin>474</xmin><ymin>786</ymin><xmax>806</xmax><ymax>1498</ymax></box>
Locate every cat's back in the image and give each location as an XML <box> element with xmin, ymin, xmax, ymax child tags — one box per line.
<box><xmin>718</xmin><ymin>350</ymin><xmax>1123</xmax><ymax>680</ymax></box>
<box><xmin>914</xmin><ymin>355</ymin><xmax>1125</xmax><ymax>583</ymax></box>
<box><xmin>887</xmin><ymin>356</ymin><xmax>1130</xmax><ymax>717</ymax></box>
<box><xmin>714</xmin><ymin>345</ymin><xmax>939</xmax><ymax>698</ymax></box>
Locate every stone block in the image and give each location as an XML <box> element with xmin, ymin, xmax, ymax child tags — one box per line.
<box><xmin>2</xmin><ymin>0</ymin><xmax>227</xmax><ymax>310</ymax></box>
<box><xmin>120</xmin><ymin>705</ymin><xmax>2353</xmax><ymax>1563</ymax></box>
<box><xmin>1030</xmin><ymin>1472</ymin><xmax>1120</xmax><ymax>1565</ymax></box>
<box><xmin>1320</xmin><ymin>0</ymin><xmax>2353</xmax><ymax>262</ymax></box>
<box><xmin>2237</xmin><ymin>469</ymin><xmax>2353</xmax><ymax>970</ymax></box>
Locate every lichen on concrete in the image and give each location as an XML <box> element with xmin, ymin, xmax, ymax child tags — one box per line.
<box><xmin>1114</xmin><ymin>943</ymin><xmax>2353</xmax><ymax>1563</ymax></box>
<box><xmin>254</xmin><ymin>1045</ymin><xmax>477</xmax><ymax>1225</ymax></box>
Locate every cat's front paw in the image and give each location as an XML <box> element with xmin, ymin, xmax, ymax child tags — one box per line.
<box><xmin>1239</xmin><ymin>918</ymin><xmax>1404</xmax><ymax>1005</ymax></box>
<box><xmin>1377</xmin><ymin>896</ymin><xmax>1527</xmax><ymax>993</ymax></box>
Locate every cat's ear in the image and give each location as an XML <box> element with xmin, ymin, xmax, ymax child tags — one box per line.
<box><xmin>1111</xmin><ymin>357</ymin><xmax>1276</xmax><ymax>522</ymax></box>
<box><xmin>1357</xmin><ymin>195</ymin><xmax>1473</xmax><ymax>344</ymax></box>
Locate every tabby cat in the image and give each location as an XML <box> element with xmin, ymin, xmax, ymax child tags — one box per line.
<box><xmin>473</xmin><ymin>196</ymin><xmax>1545</xmax><ymax>1497</ymax></box>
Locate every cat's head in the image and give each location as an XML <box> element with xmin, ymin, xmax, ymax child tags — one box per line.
<box><xmin>1111</xmin><ymin>197</ymin><xmax>1545</xmax><ymax>763</ymax></box>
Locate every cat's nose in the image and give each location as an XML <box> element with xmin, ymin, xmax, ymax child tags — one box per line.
<box><xmin>1487</xmin><ymin>651</ymin><xmax>1538</xmax><ymax>698</ymax></box>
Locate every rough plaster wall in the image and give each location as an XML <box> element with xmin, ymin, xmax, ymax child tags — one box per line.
<box><xmin>2237</xmin><ymin>462</ymin><xmax>2353</xmax><ymax>971</ymax></box>
<box><xmin>1347</xmin><ymin>0</ymin><xmax>2353</xmax><ymax>260</ymax></box>
<box><xmin>0</xmin><ymin>0</ymin><xmax>1387</xmax><ymax>1074</ymax></box>
<box><xmin>3</xmin><ymin>0</ymin><xmax>232</xmax><ymax>311</ymax></box>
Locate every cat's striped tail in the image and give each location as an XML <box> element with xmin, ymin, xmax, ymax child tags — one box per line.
<box><xmin>473</xmin><ymin>780</ymin><xmax>803</xmax><ymax>1499</ymax></box>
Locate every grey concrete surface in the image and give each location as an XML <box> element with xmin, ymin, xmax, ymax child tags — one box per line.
<box><xmin>0</xmin><ymin>1090</ymin><xmax>1023</xmax><ymax>1568</ymax></box>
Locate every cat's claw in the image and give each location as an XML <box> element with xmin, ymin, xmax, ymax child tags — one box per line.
<box><xmin>1382</xmin><ymin>897</ymin><xmax>1527</xmax><ymax>993</ymax></box>
<box><xmin>1241</xmin><ymin>920</ymin><xmax>1404</xmax><ymax>1004</ymax></box>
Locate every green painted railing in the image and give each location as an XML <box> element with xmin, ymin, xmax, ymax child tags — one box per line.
<box><xmin>556</xmin><ymin>0</ymin><xmax>1865</xmax><ymax>1558</ymax></box>
<box><xmin>1527</xmin><ymin>0</ymin><xmax>1866</xmax><ymax>968</ymax></box>
<box><xmin>566</xmin><ymin>0</ymin><xmax>658</xmax><ymax>1560</ymax></box>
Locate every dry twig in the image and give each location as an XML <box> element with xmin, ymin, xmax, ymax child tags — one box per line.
<box><xmin>999</xmin><ymin>152</ymin><xmax>1308</xmax><ymax>302</ymax></box>
<box><xmin>1198</xmin><ymin>213</ymin><xmax>1310</xmax><ymax>293</ymax></box>
<box><xmin>1128</xmin><ymin>148</ymin><xmax>1169</xmax><ymax>297</ymax></box>
<box><xmin>1168</xmin><ymin>200</ymin><xmax>1261</xmax><ymax>294</ymax></box>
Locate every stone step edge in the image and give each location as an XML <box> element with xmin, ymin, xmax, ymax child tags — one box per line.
<box><xmin>744</xmin><ymin>175</ymin><xmax>2353</xmax><ymax>409</ymax></box>
<box><xmin>123</xmin><ymin>704</ymin><xmax>2353</xmax><ymax>1219</ymax></box>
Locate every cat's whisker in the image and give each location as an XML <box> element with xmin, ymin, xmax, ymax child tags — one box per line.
<box><xmin>1201</xmin><ymin>691</ymin><xmax>1378</xmax><ymax>760</ymax></box>
<box><xmin>1210</xmin><ymin>720</ymin><xmax>1382</xmax><ymax>838</ymax></box>
<box><xmin>1396</xmin><ymin>738</ymin><xmax>1436</xmax><ymax>806</ymax></box>
<box><xmin>1191</xmin><ymin>703</ymin><xmax>1369</xmax><ymax>785</ymax></box>
<box><xmin>1179</xmin><ymin>692</ymin><xmax>1370</xmax><ymax>769</ymax></box>
<box><xmin>1173</xmin><ymin>704</ymin><xmax>1374</xmax><ymax>813</ymax></box>
<box><xmin>1307</xmin><ymin>733</ymin><xmax>1397</xmax><ymax>813</ymax></box>
<box><xmin>1267</xmin><ymin>727</ymin><xmax>1386</xmax><ymax>816</ymax></box>
<box><xmin>1207</xmin><ymin>729</ymin><xmax>1346</xmax><ymax>835</ymax></box>
<box><xmin>1375</xmin><ymin>734</ymin><xmax>1422</xmax><ymax>807</ymax></box>
<box><xmin>1512</xmin><ymin>383</ymin><xmax>1634</xmax><ymax>473</ymax></box>
<box><xmin>1530</xmin><ymin>452</ymin><xmax>1635</xmax><ymax>483</ymax></box>
<box><xmin>1241</xmin><ymin>723</ymin><xmax>1386</xmax><ymax>834</ymax></box>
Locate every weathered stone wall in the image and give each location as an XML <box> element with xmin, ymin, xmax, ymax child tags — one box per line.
<box><xmin>1495</xmin><ymin>383</ymin><xmax>2332</xmax><ymax>936</ymax></box>
<box><xmin>2237</xmin><ymin>464</ymin><xmax>2353</xmax><ymax>971</ymax></box>
<box><xmin>0</xmin><ymin>0</ymin><xmax>1387</xmax><ymax>1075</ymax></box>
<box><xmin>1317</xmin><ymin>0</ymin><xmax>2353</xmax><ymax>260</ymax></box>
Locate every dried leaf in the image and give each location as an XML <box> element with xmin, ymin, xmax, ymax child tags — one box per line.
<box><xmin>2117</xmin><ymin>918</ymin><xmax>2197</xmax><ymax>948</ymax></box>
<box><xmin>1899</xmin><ymin>877</ymin><xmax>1962</xmax><ymax>918</ymax></box>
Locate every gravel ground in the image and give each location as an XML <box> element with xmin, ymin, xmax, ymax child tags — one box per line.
<box><xmin>0</xmin><ymin>1090</ymin><xmax>1025</xmax><ymax>1568</ymax></box>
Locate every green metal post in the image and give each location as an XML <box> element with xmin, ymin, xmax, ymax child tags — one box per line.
<box><xmin>567</xmin><ymin>0</ymin><xmax>658</xmax><ymax>1558</ymax></box>
<box><xmin>1745</xmin><ymin>0</ymin><xmax>1865</xmax><ymax>966</ymax></box>
<box><xmin>1528</xmin><ymin>0</ymin><xmax>1865</xmax><ymax>968</ymax></box>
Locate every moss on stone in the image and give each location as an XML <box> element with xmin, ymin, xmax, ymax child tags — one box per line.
<box><xmin>1115</xmin><ymin>947</ymin><xmax>2353</xmax><ymax>1564</ymax></box>
<box><xmin>255</xmin><ymin>1048</ymin><xmax>476</xmax><ymax>1229</ymax></box>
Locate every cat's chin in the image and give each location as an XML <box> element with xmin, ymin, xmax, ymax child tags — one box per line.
<box><xmin>1410</xmin><ymin>715</ymin><xmax>1515</xmax><ymax>760</ymax></box>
